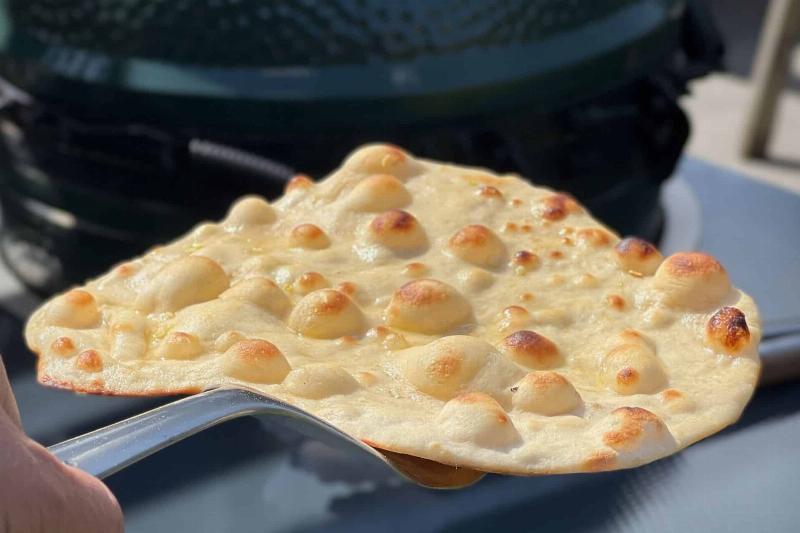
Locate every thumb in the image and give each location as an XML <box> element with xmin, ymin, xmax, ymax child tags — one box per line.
<box><xmin>25</xmin><ymin>435</ymin><xmax>125</xmax><ymax>533</ymax></box>
<box><xmin>0</xmin><ymin>353</ymin><xmax>22</xmax><ymax>429</ymax></box>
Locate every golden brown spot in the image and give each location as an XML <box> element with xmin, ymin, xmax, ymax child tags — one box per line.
<box><xmin>616</xmin><ymin>367</ymin><xmax>639</xmax><ymax>386</ymax></box>
<box><xmin>654</xmin><ymin>252</ymin><xmax>731</xmax><ymax>308</ymax></box>
<box><xmin>614</xmin><ymin>237</ymin><xmax>663</xmax><ymax>277</ymax></box>
<box><xmin>368</xmin><ymin>209</ymin><xmax>427</xmax><ymax>251</ymax></box>
<box><xmin>583</xmin><ymin>451</ymin><xmax>618</xmax><ymax>472</ymax></box>
<box><xmin>607</xmin><ymin>295</ymin><xmax>626</xmax><ymax>310</ymax></box>
<box><xmin>661</xmin><ymin>388</ymin><xmax>684</xmax><ymax>401</ymax></box>
<box><xmin>449</xmin><ymin>224</ymin><xmax>492</xmax><ymax>247</ymax></box>
<box><xmin>289</xmin><ymin>289</ymin><xmax>365</xmax><ymax>338</ymax></box>
<box><xmin>665</xmin><ymin>252</ymin><xmax>725</xmax><ymax>277</ymax></box>
<box><xmin>510</xmin><ymin>198</ymin><xmax>524</xmax><ymax>207</ymax></box>
<box><xmin>285</xmin><ymin>174</ymin><xmax>314</xmax><ymax>192</ymax></box>
<box><xmin>603</xmin><ymin>407</ymin><xmax>664</xmax><ymax>451</ymax></box>
<box><xmin>577</xmin><ymin>228</ymin><xmax>613</xmax><ymax>247</ymax></box>
<box><xmin>65</xmin><ymin>289</ymin><xmax>95</xmax><ymax>307</ymax></box>
<box><xmin>526</xmin><ymin>371</ymin><xmax>569</xmax><ymax>387</ymax></box>
<box><xmin>370</xmin><ymin>209</ymin><xmax>419</xmax><ymax>234</ymax></box>
<box><xmin>706</xmin><ymin>306</ymin><xmax>751</xmax><ymax>354</ymax></box>
<box><xmin>501</xmin><ymin>330</ymin><xmax>561</xmax><ymax>368</ymax></box>
<box><xmin>615</xmin><ymin>237</ymin><xmax>658</xmax><ymax>260</ymax></box>
<box><xmin>617</xmin><ymin>406</ymin><xmax>662</xmax><ymax>423</ymax></box>
<box><xmin>520</xmin><ymin>224</ymin><xmax>533</xmax><ymax>233</ymax></box>
<box><xmin>232</xmin><ymin>339</ymin><xmax>282</xmax><ymax>362</ymax></box>
<box><xmin>222</xmin><ymin>339</ymin><xmax>291</xmax><ymax>384</ymax></box>
<box><xmin>115</xmin><ymin>263</ymin><xmax>137</xmax><ymax>277</ymax></box>
<box><xmin>367</xmin><ymin>326</ymin><xmax>392</xmax><ymax>338</ymax></box>
<box><xmin>511</xmin><ymin>250</ymin><xmax>539</xmax><ymax>267</ymax></box>
<box><xmin>50</xmin><ymin>336</ymin><xmax>76</xmax><ymax>356</ymax></box>
<box><xmin>603</xmin><ymin>430</ymin><xmax>636</xmax><ymax>449</ymax></box>
<box><xmin>75</xmin><ymin>349</ymin><xmax>103</xmax><ymax>372</ymax></box>
<box><xmin>454</xmin><ymin>392</ymin><xmax>509</xmax><ymax>424</ymax></box>
<box><xmin>336</xmin><ymin>335</ymin><xmax>358</xmax><ymax>345</ymax></box>
<box><xmin>310</xmin><ymin>289</ymin><xmax>351</xmax><ymax>315</ymax></box>
<box><xmin>357</xmin><ymin>371</ymin><xmax>378</xmax><ymax>386</ymax></box>
<box><xmin>477</xmin><ymin>185</ymin><xmax>503</xmax><ymax>199</ymax></box>
<box><xmin>386</xmin><ymin>279</ymin><xmax>470</xmax><ymax>334</ymax></box>
<box><xmin>561</xmin><ymin>237</ymin><xmax>574</xmax><ymax>246</ymax></box>
<box><xmin>393</xmin><ymin>279</ymin><xmax>450</xmax><ymax>307</ymax></box>
<box><xmin>502</xmin><ymin>222</ymin><xmax>519</xmax><ymax>233</ymax></box>
<box><xmin>429</xmin><ymin>354</ymin><xmax>462</xmax><ymax>381</ymax></box>
<box><xmin>519</xmin><ymin>292</ymin><xmax>534</xmax><ymax>302</ymax></box>
<box><xmin>548</xmin><ymin>250</ymin><xmax>564</xmax><ymax>259</ymax></box>
<box><xmin>539</xmin><ymin>193</ymin><xmax>582</xmax><ymax>221</ymax></box>
<box><xmin>337</xmin><ymin>281</ymin><xmax>357</xmax><ymax>296</ymax></box>
<box><xmin>402</xmin><ymin>262</ymin><xmax>428</xmax><ymax>277</ymax></box>
<box><xmin>290</xmin><ymin>223</ymin><xmax>329</xmax><ymax>249</ymax></box>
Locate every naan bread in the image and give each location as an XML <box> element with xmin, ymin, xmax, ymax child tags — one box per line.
<box><xmin>25</xmin><ymin>144</ymin><xmax>761</xmax><ymax>475</ymax></box>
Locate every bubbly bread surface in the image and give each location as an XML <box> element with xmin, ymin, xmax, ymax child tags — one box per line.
<box><xmin>26</xmin><ymin>144</ymin><xmax>761</xmax><ymax>474</ymax></box>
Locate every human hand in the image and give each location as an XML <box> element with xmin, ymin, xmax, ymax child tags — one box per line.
<box><xmin>0</xmin><ymin>355</ymin><xmax>123</xmax><ymax>533</ymax></box>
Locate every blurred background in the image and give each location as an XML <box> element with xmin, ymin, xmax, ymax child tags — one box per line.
<box><xmin>0</xmin><ymin>1</ymin><xmax>798</xmax><ymax>532</ymax></box>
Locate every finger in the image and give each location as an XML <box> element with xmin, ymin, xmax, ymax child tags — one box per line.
<box><xmin>0</xmin><ymin>353</ymin><xmax>22</xmax><ymax>429</ymax></box>
<box><xmin>61</xmin><ymin>465</ymin><xmax>125</xmax><ymax>533</ymax></box>
<box><xmin>1</xmin><ymin>410</ymin><xmax>124</xmax><ymax>533</ymax></box>
<box><xmin>26</xmin><ymin>436</ymin><xmax>125</xmax><ymax>533</ymax></box>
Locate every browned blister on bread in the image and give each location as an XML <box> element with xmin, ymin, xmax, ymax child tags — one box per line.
<box><xmin>511</xmin><ymin>371</ymin><xmax>581</xmax><ymax>415</ymax></box>
<box><xmin>500</xmin><ymin>330</ymin><xmax>562</xmax><ymax>369</ymax></box>
<box><xmin>385</xmin><ymin>279</ymin><xmax>472</xmax><ymax>334</ymax></box>
<box><xmin>221</xmin><ymin>339</ymin><xmax>291</xmax><ymax>384</ymax></box>
<box><xmin>537</xmin><ymin>193</ymin><xmax>583</xmax><ymax>221</ymax></box>
<box><xmin>447</xmin><ymin>224</ymin><xmax>506</xmax><ymax>268</ymax></box>
<box><xmin>290</xmin><ymin>223</ymin><xmax>330</xmax><ymax>249</ymax></box>
<box><xmin>25</xmin><ymin>143</ymin><xmax>760</xmax><ymax>476</ymax></box>
<box><xmin>46</xmin><ymin>290</ymin><xmax>100</xmax><ymax>329</ymax></box>
<box><xmin>614</xmin><ymin>237</ymin><xmax>663</xmax><ymax>275</ymax></box>
<box><xmin>285</xmin><ymin>174</ymin><xmax>314</xmax><ymax>193</ymax></box>
<box><xmin>705</xmin><ymin>306</ymin><xmax>751</xmax><ymax>355</ymax></box>
<box><xmin>653</xmin><ymin>252</ymin><xmax>731</xmax><ymax>309</ymax></box>
<box><xmin>368</xmin><ymin>210</ymin><xmax>428</xmax><ymax>252</ymax></box>
<box><xmin>288</xmin><ymin>289</ymin><xmax>366</xmax><ymax>339</ymax></box>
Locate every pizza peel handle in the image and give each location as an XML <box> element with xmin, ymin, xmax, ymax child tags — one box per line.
<box><xmin>47</xmin><ymin>388</ymin><xmax>272</xmax><ymax>479</ymax></box>
<box><xmin>46</xmin><ymin>386</ymin><xmax>485</xmax><ymax>489</ymax></box>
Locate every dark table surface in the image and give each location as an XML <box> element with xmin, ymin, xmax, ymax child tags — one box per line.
<box><xmin>3</xmin><ymin>157</ymin><xmax>800</xmax><ymax>532</ymax></box>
